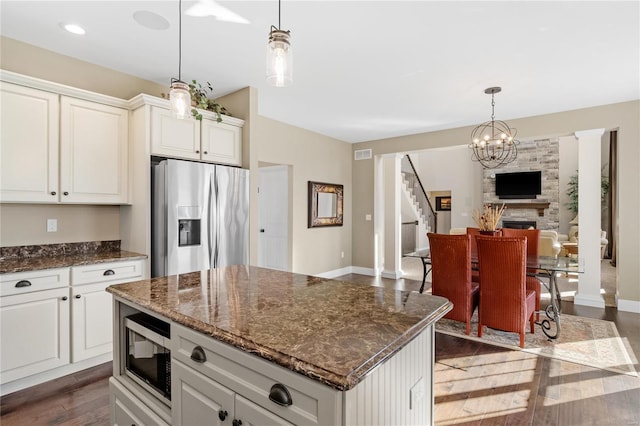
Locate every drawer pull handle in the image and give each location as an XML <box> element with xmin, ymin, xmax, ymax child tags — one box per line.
<box><xmin>190</xmin><ymin>346</ymin><xmax>206</xmax><ymax>363</ymax></box>
<box><xmin>15</xmin><ymin>280</ymin><xmax>32</xmax><ymax>288</ymax></box>
<box><xmin>232</xmin><ymin>420</ymin><xmax>242</xmax><ymax>426</ymax></box>
<box><xmin>269</xmin><ymin>383</ymin><xmax>293</xmax><ymax>406</ymax></box>
<box><xmin>218</xmin><ymin>410</ymin><xmax>228</xmax><ymax>421</ymax></box>
<box><xmin>62</xmin><ymin>296</ymin><xmax>68</xmax><ymax>301</ymax></box>
<box><xmin>103</xmin><ymin>269</ymin><xmax>115</xmax><ymax>276</ymax></box>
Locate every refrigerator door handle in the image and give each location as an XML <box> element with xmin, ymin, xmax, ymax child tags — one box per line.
<box><xmin>213</xmin><ymin>171</ymin><xmax>220</xmax><ymax>268</ymax></box>
<box><xmin>207</xmin><ymin>174</ymin><xmax>213</xmax><ymax>269</ymax></box>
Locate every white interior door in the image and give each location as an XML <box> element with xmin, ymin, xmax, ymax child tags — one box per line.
<box><xmin>258</xmin><ymin>165</ymin><xmax>289</xmax><ymax>271</ymax></box>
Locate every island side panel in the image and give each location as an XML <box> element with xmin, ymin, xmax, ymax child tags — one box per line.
<box><xmin>343</xmin><ymin>326</ymin><xmax>434</xmax><ymax>425</ymax></box>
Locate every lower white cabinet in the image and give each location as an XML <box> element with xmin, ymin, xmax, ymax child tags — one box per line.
<box><xmin>110</xmin><ymin>377</ymin><xmax>169</xmax><ymax>426</ymax></box>
<box><xmin>0</xmin><ymin>286</ymin><xmax>70</xmax><ymax>383</ymax></box>
<box><xmin>71</xmin><ymin>260</ymin><xmax>144</xmax><ymax>362</ymax></box>
<box><xmin>0</xmin><ymin>267</ymin><xmax>70</xmax><ymax>384</ymax></box>
<box><xmin>0</xmin><ymin>259</ymin><xmax>144</xmax><ymax>394</ymax></box>
<box><xmin>172</xmin><ymin>360</ymin><xmax>292</xmax><ymax>426</ymax></box>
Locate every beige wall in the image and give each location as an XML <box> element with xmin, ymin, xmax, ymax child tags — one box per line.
<box><xmin>1</xmin><ymin>37</ymin><xmax>167</xmax><ymax>99</ymax></box>
<box><xmin>220</xmin><ymin>87</ymin><xmax>353</xmax><ymax>275</ymax></box>
<box><xmin>352</xmin><ymin>101</ymin><xmax>640</xmax><ymax>304</ymax></box>
<box><xmin>0</xmin><ymin>204</ymin><xmax>120</xmax><ymax>246</ymax></box>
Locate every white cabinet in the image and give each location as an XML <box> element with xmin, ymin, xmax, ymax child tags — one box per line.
<box><xmin>71</xmin><ymin>260</ymin><xmax>143</xmax><ymax>362</ymax></box>
<box><xmin>60</xmin><ymin>97</ymin><xmax>129</xmax><ymax>204</ymax></box>
<box><xmin>201</xmin><ymin>119</ymin><xmax>242</xmax><ymax>165</ymax></box>
<box><xmin>110</xmin><ymin>377</ymin><xmax>170</xmax><ymax>426</ymax></box>
<box><xmin>172</xmin><ymin>360</ymin><xmax>292</xmax><ymax>426</ymax></box>
<box><xmin>0</xmin><ymin>82</ymin><xmax>60</xmax><ymax>203</ymax></box>
<box><xmin>0</xmin><ymin>78</ymin><xmax>129</xmax><ymax>204</ymax></box>
<box><xmin>150</xmin><ymin>105</ymin><xmax>242</xmax><ymax>166</ymax></box>
<box><xmin>151</xmin><ymin>106</ymin><xmax>201</xmax><ymax>161</ymax></box>
<box><xmin>0</xmin><ymin>268</ymin><xmax>70</xmax><ymax>383</ymax></box>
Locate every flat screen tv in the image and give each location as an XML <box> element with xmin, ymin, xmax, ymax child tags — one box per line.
<box><xmin>495</xmin><ymin>171</ymin><xmax>542</xmax><ymax>199</ymax></box>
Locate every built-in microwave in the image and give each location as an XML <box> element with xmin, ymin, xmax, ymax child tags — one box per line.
<box><xmin>124</xmin><ymin>312</ymin><xmax>171</xmax><ymax>404</ymax></box>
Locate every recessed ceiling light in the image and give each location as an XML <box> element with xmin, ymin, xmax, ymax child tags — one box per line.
<box><xmin>133</xmin><ymin>10</ymin><xmax>170</xmax><ymax>30</ymax></box>
<box><xmin>60</xmin><ymin>23</ymin><xmax>86</xmax><ymax>35</ymax></box>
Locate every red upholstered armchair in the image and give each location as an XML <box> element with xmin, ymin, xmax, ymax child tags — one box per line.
<box><xmin>476</xmin><ymin>236</ymin><xmax>536</xmax><ymax>348</ymax></box>
<box><xmin>427</xmin><ymin>233</ymin><xmax>479</xmax><ymax>335</ymax></box>
<box><xmin>501</xmin><ymin>228</ymin><xmax>542</xmax><ymax>321</ymax></box>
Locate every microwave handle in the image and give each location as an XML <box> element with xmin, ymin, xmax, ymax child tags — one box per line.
<box><xmin>124</xmin><ymin>318</ymin><xmax>169</xmax><ymax>347</ymax></box>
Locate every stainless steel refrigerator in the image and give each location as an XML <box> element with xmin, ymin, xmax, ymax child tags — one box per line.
<box><xmin>151</xmin><ymin>159</ymin><xmax>249</xmax><ymax>278</ymax></box>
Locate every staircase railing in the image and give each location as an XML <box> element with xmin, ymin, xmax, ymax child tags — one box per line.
<box><xmin>402</xmin><ymin>155</ymin><xmax>437</xmax><ymax>233</ymax></box>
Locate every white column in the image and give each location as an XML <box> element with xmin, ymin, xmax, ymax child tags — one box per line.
<box><xmin>573</xmin><ymin>128</ymin><xmax>605</xmax><ymax>308</ymax></box>
<box><xmin>382</xmin><ymin>154</ymin><xmax>403</xmax><ymax>279</ymax></box>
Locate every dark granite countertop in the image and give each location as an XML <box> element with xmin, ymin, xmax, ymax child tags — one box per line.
<box><xmin>107</xmin><ymin>265</ymin><xmax>452</xmax><ymax>391</ymax></box>
<box><xmin>0</xmin><ymin>241</ymin><xmax>146</xmax><ymax>274</ymax></box>
<box><xmin>0</xmin><ymin>250</ymin><xmax>147</xmax><ymax>274</ymax></box>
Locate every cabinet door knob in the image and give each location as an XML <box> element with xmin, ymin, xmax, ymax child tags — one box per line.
<box><xmin>75</xmin><ymin>294</ymin><xmax>81</xmax><ymax>299</ymax></box>
<box><xmin>15</xmin><ymin>280</ymin><xmax>32</xmax><ymax>288</ymax></box>
<box><xmin>63</xmin><ymin>191</ymin><xmax>69</xmax><ymax>196</ymax></box>
<box><xmin>62</xmin><ymin>296</ymin><xmax>68</xmax><ymax>301</ymax></box>
<box><xmin>103</xmin><ymin>269</ymin><xmax>115</xmax><ymax>276</ymax></box>
<box><xmin>203</xmin><ymin>151</ymin><xmax>208</xmax><ymax>154</ymax></box>
<box><xmin>269</xmin><ymin>383</ymin><xmax>293</xmax><ymax>406</ymax></box>
<box><xmin>218</xmin><ymin>410</ymin><xmax>228</xmax><ymax>421</ymax></box>
<box><xmin>195</xmin><ymin>150</ymin><xmax>200</xmax><ymax>154</ymax></box>
<box><xmin>190</xmin><ymin>345</ymin><xmax>206</xmax><ymax>363</ymax></box>
<box><xmin>232</xmin><ymin>420</ymin><xmax>242</xmax><ymax>426</ymax></box>
<box><xmin>51</xmin><ymin>191</ymin><xmax>57</xmax><ymax>196</ymax></box>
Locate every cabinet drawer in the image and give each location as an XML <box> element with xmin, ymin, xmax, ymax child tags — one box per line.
<box><xmin>71</xmin><ymin>260</ymin><xmax>143</xmax><ymax>286</ymax></box>
<box><xmin>0</xmin><ymin>267</ymin><xmax>69</xmax><ymax>296</ymax></box>
<box><xmin>172</xmin><ymin>324</ymin><xmax>340</xmax><ymax>426</ymax></box>
<box><xmin>110</xmin><ymin>378</ymin><xmax>170</xmax><ymax>426</ymax></box>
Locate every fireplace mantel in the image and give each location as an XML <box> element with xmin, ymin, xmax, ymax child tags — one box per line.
<box><xmin>488</xmin><ymin>202</ymin><xmax>550</xmax><ymax>217</ymax></box>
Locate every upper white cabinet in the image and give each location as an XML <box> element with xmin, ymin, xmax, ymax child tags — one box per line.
<box><xmin>150</xmin><ymin>104</ymin><xmax>243</xmax><ymax>166</ymax></box>
<box><xmin>60</xmin><ymin>97</ymin><xmax>129</xmax><ymax>204</ymax></box>
<box><xmin>151</xmin><ymin>106</ymin><xmax>201</xmax><ymax>161</ymax></box>
<box><xmin>0</xmin><ymin>82</ymin><xmax>60</xmax><ymax>203</ymax></box>
<box><xmin>0</xmin><ymin>73</ymin><xmax>130</xmax><ymax>204</ymax></box>
<box><xmin>201</xmin><ymin>119</ymin><xmax>242</xmax><ymax>165</ymax></box>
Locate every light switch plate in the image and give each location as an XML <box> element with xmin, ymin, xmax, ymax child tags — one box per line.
<box><xmin>47</xmin><ymin>219</ymin><xmax>57</xmax><ymax>232</ymax></box>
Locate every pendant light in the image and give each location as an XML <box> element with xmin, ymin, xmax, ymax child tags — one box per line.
<box><xmin>170</xmin><ymin>0</ymin><xmax>191</xmax><ymax>119</ymax></box>
<box><xmin>267</xmin><ymin>0</ymin><xmax>292</xmax><ymax>87</ymax></box>
<box><xmin>468</xmin><ymin>87</ymin><xmax>519</xmax><ymax>169</ymax></box>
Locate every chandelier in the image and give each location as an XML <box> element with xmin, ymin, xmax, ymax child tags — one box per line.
<box><xmin>469</xmin><ymin>87</ymin><xmax>519</xmax><ymax>169</ymax></box>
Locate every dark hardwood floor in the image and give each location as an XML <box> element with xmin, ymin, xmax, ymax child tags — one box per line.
<box><xmin>1</xmin><ymin>274</ymin><xmax>638</xmax><ymax>426</ymax></box>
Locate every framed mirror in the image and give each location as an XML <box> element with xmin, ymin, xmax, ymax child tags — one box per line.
<box><xmin>308</xmin><ymin>181</ymin><xmax>344</xmax><ymax>228</ymax></box>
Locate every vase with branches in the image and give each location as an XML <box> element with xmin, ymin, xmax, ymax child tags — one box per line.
<box><xmin>473</xmin><ymin>204</ymin><xmax>506</xmax><ymax>232</ymax></box>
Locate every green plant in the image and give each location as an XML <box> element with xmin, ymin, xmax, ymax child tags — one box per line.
<box><xmin>566</xmin><ymin>170</ymin><xmax>609</xmax><ymax>215</ymax></box>
<box><xmin>188</xmin><ymin>80</ymin><xmax>230</xmax><ymax>122</ymax></box>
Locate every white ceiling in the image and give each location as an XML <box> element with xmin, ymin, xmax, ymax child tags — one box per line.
<box><xmin>2</xmin><ymin>1</ymin><xmax>638</xmax><ymax>143</ymax></box>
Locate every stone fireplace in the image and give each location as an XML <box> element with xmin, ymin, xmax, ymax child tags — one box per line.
<box><xmin>483</xmin><ymin>138</ymin><xmax>559</xmax><ymax>230</ymax></box>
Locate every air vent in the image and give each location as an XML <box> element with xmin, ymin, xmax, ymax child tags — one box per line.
<box><xmin>354</xmin><ymin>149</ymin><xmax>372</xmax><ymax>160</ymax></box>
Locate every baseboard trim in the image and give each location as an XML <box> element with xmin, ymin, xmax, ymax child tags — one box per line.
<box><xmin>316</xmin><ymin>266</ymin><xmax>378</xmax><ymax>278</ymax></box>
<box><xmin>381</xmin><ymin>269</ymin><xmax>403</xmax><ymax>279</ymax></box>
<box><xmin>617</xmin><ymin>298</ymin><xmax>640</xmax><ymax>313</ymax></box>
<box><xmin>574</xmin><ymin>293</ymin><xmax>606</xmax><ymax>309</ymax></box>
<box><xmin>0</xmin><ymin>352</ymin><xmax>112</xmax><ymax>396</ymax></box>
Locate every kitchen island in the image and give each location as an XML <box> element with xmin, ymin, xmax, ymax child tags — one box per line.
<box><xmin>107</xmin><ymin>265</ymin><xmax>451</xmax><ymax>425</ymax></box>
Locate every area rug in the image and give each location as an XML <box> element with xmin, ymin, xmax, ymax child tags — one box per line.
<box><xmin>435</xmin><ymin>312</ymin><xmax>638</xmax><ymax>377</ymax></box>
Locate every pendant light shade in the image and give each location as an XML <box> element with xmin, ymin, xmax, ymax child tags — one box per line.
<box><xmin>267</xmin><ymin>0</ymin><xmax>292</xmax><ymax>87</ymax></box>
<box><xmin>170</xmin><ymin>80</ymin><xmax>190</xmax><ymax>119</ymax></box>
<box><xmin>170</xmin><ymin>0</ymin><xmax>191</xmax><ymax>118</ymax></box>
